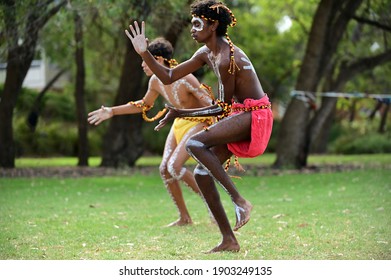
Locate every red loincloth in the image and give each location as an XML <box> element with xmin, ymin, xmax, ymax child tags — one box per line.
<box><xmin>227</xmin><ymin>95</ymin><xmax>273</xmax><ymax>158</ymax></box>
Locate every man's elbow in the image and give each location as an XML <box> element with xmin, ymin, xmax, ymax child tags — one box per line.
<box><xmin>161</xmin><ymin>78</ymin><xmax>172</xmax><ymax>85</ymax></box>
<box><xmin>161</xmin><ymin>69</ymin><xmax>174</xmax><ymax>85</ymax></box>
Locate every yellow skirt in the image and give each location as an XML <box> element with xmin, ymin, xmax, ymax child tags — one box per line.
<box><xmin>173</xmin><ymin>117</ymin><xmax>214</xmax><ymax>144</ymax></box>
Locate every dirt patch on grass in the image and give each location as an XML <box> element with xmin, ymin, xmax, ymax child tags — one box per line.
<box><xmin>0</xmin><ymin>166</ymin><xmax>159</xmax><ymax>178</ymax></box>
<box><xmin>1</xmin><ymin>163</ymin><xmax>388</xmax><ymax>178</ymax></box>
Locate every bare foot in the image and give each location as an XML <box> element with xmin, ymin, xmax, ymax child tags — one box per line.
<box><xmin>206</xmin><ymin>241</ymin><xmax>240</xmax><ymax>253</ymax></box>
<box><xmin>233</xmin><ymin>200</ymin><xmax>253</xmax><ymax>231</ymax></box>
<box><xmin>166</xmin><ymin>218</ymin><xmax>193</xmax><ymax>227</ymax></box>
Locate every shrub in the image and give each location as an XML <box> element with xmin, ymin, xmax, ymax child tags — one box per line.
<box><xmin>142</xmin><ymin>121</ymin><xmax>170</xmax><ymax>155</ymax></box>
<box><xmin>14</xmin><ymin>119</ymin><xmax>78</xmax><ymax>156</ymax></box>
<box><xmin>331</xmin><ymin>132</ymin><xmax>391</xmax><ymax>154</ymax></box>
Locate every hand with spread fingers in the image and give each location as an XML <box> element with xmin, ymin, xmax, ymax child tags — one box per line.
<box><xmin>125</xmin><ymin>21</ymin><xmax>148</xmax><ymax>54</ymax></box>
<box><xmin>87</xmin><ymin>105</ymin><xmax>113</xmax><ymax>126</ymax></box>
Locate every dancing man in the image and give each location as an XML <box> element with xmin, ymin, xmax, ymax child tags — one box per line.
<box><xmin>88</xmin><ymin>37</ymin><xmax>213</xmax><ymax>227</ymax></box>
<box><xmin>125</xmin><ymin>0</ymin><xmax>273</xmax><ymax>252</ymax></box>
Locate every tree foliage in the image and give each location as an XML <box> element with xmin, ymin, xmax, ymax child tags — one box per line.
<box><xmin>1</xmin><ymin>0</ymin><xmax>390</xmax><ymax>168</ymax></box>
<box><xmin>274</xmin><ymin>0</ymin><xmax>391</xmax><ymax>169</ymax></box>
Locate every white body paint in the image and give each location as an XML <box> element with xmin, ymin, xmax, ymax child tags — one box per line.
<box><xmin>241</xmin><ymin>57</ymin><xmax>256</xmax><ymax>73</ymax></box>
<box><xmin>151</xmin><ymin>75</ymin><xmax>209</xmax><ymax>109</ymax></box>
<box><xmin>207</xmin><ymin>52</ymin><xmax>225</xmax><ymax>101</ymax></box>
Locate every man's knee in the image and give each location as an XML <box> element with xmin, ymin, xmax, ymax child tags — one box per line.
<box><xmin>167</xmin><ymin>161</ymin><xmax>186</xmax><ymax>181</ymax></box>
<box><xmin>160</xmin><ymin>164</ymin><xmax>173</xmax><ymax>182</ymax></box>
<box><xmin>194</xmin><ymin>164</ymin><xmax>209</xmax><ymax>177</ymax></box>
<box><xmin>186</xmin><ymin>138</ymin><xmax>206</xmax><ymax>155</ymax></box>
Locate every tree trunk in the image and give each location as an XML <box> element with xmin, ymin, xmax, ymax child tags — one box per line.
<box><xmin>274</xmin><ymin>0</ymin><xmax>336</xmax><ymax>169</ymax></box>
<box><xmin>369</xmin><ymin>100</ymin><xmax>382</xmax><ymax>120</ymax></box>
<box><xmin>27</xmin><ymin>69</ymin><xmax>66</xmax><ymax>131</ymax></box>
<box><xmin>309</xmin><ymin>51</ymin><xmax>391</xmax><ymax>153</ymax></box>
<box><xmin>310</xmin><ymin>108</ymin><xmax>336</xmax><ymax>154</ymax></box>
<box><xmin>0</xmin><ymin>0</ymin><xmax>66</xmax><ymax>168</ymax></box>
<box><xmin>164</xmin><ymin>0</ymin><xmax>194</xmax><ymax>48</ymax></box>
<box><xmin>74</xmin><ymin>11</ymin><xmax>89</xmax><ymax>166</ymax></box>
<box><xmin>100</xmin><ymin>40</ymin><xmax>146</xmax><ymax>167</ymax></box>
<box><xmin>379</xmin><ymin>103</ymin><xmax>389</xmax><ymax>134</ymax></box>
<box><xmin>274</xmin><ymin>0</ymin><xmax>365</xmax><ymax>169</ymax></box>
<box><xmin>274</xmin><ymin>99</ymin><xmax>312</xmax><ymax>168</ymax></box>
<box><xmin>0</xmin><ymin>0</ymin><xmax>33</xmax><ymax>167</ymax></box>
<box><xmin>0</xmin><ymin>48</ymin><xmax>28</xmax><ymax>167</ymax></box>
<box><xmin>309</xmin><ymin>97</ymin><xmax>338</xmax><ymax>154</ymax></box>
<box><xmin>349</xmin><ymin>99</ymin><xmax>357</xmax><ymax>123</ymax></box>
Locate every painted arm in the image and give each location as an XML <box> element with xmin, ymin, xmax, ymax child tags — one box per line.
<box><xmin>88</xmin><ymin>78</ymin><xmax>159</xmax><ymax>126</ymax></box>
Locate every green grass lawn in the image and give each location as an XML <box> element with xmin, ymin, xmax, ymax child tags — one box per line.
<box><xmin>1</xmin><ymin>157</ymin><xmax>390</xmax><ymax>260</ymax></box>
<box><xmin>12</xmin><ymin>153</ymin><xmax>391</xmax><ymax>167</ymax></box>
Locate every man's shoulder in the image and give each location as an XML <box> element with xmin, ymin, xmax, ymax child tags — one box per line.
<box><xmin>149</xmin><ymin>74</ymin><xmax>162</xmax><ymax>83</ymax></box>
<box><xmin>148</xmin><ymin>74</ymin><xmax>164</xmax><ymax>88</ymax></box>
<box><xmin>193</xmin><ymin>45</ymin><xmax>210</xmax><ymax>57</ymax></box>
<box><xmin>235</xmin><ymin>46</ymin><xmax>250</xmax><ymax>59</ymax></box>
<box><xmin>176</xmin><ymin>73</ymin><xmax>199</xmax><ymax>86</ymax></box>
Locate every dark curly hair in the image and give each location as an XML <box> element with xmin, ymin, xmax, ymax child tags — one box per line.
<box><xmin>147</xmin><ymin>37</ymin><xmax>174</xmax><ymax>67</ymax></box>
<box><xmin>190</xmin><ymin>0</ymin><xmax>233</xmax><ymax>36</ymax></box>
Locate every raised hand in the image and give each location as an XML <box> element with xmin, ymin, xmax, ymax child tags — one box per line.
<box><xmin>154</xmin><ymin>105</ymin><xmax>179</xmax><ymax>131</ymax></box>
<box><xmin>125</xmin><ymin>21</ymin><xmax>148</xmax><ymax>54</ymax></box>
<box><xmin>87</xmin><ymin>105</ymin><xmax>113</xmax><ymax>126</ymax></box>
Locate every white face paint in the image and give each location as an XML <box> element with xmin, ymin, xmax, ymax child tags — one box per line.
<box><xmin>191</xmin><ymin>16</ymin><xmax>204</xmax><ymax>32</ymax></box>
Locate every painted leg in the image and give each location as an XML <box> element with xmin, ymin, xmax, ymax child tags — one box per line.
<box><xmin>187</xmin><ymin>138</ymin><xmax>252</xmax><ymax>231</ymax></box>
<box><xmin>163</xmin><ymin>176</ymin><xmax>193</xmax><ymax>227</ymax></box>
<box><xmin>166</xmin><ymin>124</ymin><xmax>216</xmax><ymax>224</ymax></box>
<box><xmin>181</xmin><ymin>169</ymin><xmax>201</xmax><ymax>194</ymax></box>
<box><xmin>180</xmin><ymin>169</ymin><xmax>216</xmax><ymax>224</ymax></box>
<box><xmin>160</xmin><ymin>129</ymin><xmax>193</xmax><ymax>226</ymax></box>
<box><xmin>194</xmin><ymin>165</ymin><xmax>239</xmax><ymax>253</ymax></box>
<box><xmin>233</xmin><ymin>200</ymin><xmax>253</xmax><ymax>231</ymax></box>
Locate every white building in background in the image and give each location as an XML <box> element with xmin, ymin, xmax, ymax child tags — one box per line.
<box><xmin>0</xmin><ymin>55</ymin><xmax>69</xmax><ymax>91</ymax></box>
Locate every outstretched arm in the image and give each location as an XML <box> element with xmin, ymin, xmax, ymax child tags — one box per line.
<box><xmin>87</xmin><ymin>102</ymin><xmax>144</xmax><ymax>126</ymax></box>
<box><xmin>88</xmin><ymin>75</ymin><xmax>161</xmax><ymax>126</ymax></box>
<box><xmin>125</xmin><ymin>21</ymin><xmax>204</xmax><ymax>85</ymax></box>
